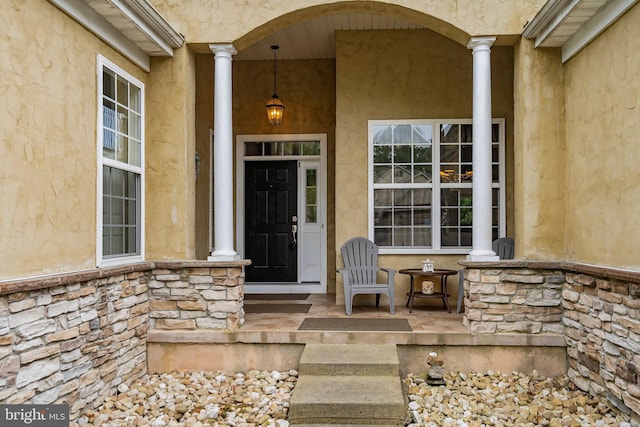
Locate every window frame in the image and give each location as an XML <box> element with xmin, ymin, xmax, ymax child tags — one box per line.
<box><xmin>96</xmin><ymin>55</ymin><xmax>145</xmax><ymax>266</ymax></box>
<box><xmin>368</xmin><ymin>118</ymin><xmax>505</xmax><ymax>255</ymax></box>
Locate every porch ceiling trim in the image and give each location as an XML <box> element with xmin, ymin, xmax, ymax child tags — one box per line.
<box><xmin>523</xmin><ymin>0</ymin><xmax>638</xmax><ymax>63</ymax></box>
<box><xmin>48</xmin><ymin>0</ymin><xmax>184</xmax><ymax>72</ymax></box>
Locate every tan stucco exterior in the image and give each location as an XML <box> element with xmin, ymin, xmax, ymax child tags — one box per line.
<box><xmin>563</xmin><ymin>4</ymin><xmax>640</xmax><ymax>269</ymax></box>
<box><xmin>0</xmin><ymin>1</ymin><xmax>147</xmax><ymax>278</ymax></box>
<box><xmin>513</xmin><ymin>40</ymin><xmax>566</xmax><ymax>260</ymax></box>
<box><xmin>2</xmin><ymin>0</ymin><xmax>639</xmax><ymax>288</ymax></box>
<box><xmin>151</xmin><ymin>0</ymin><xmax>545</xmax><ymax>49</ymax></box>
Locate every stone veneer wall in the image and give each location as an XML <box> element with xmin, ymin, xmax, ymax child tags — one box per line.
<box><xmin>0</xmin><ymin>260</ymin><xmax>247</xmax><ymax>419</ymax></box>
<box><xmin>562</xmin><ymin>266</ymin><xmax>640</xmax><ymax>420</ymax></box>
<box><xmin>462</xmin><ymin>260</ymin><xmax>640</xmax><ymax>423</ymax></box>
<box><xmin>148</xmin><ymin>262</ymin><xmax>245</xmax><ymax>330</ymax></box>
<box><xmin>461</xmin><ymin>261</ymin><xmax>565</xmax><ymax>335</ymax></box>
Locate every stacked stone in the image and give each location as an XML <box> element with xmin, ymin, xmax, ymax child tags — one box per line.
<box><xmin>463</xmin><ymin>266</ymin><xmax>565</xmax><ymax>334</ymax></box>
<box><xmin>0</xmin><ymin>268</ymin><xmax>150</xmax><ymax>419</ymax></box>
<box><xmin>563</xmin><ymin>270</ymin><xmax>640</xmax><ymax>420</ymax></box>
<box><xmin>148</xmin><ymin>262</ymin><xmax>245</xmax><ymax>330</ymax></box>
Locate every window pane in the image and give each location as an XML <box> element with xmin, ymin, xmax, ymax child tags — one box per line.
<box><xmin>393</xmin><ymin>228</ymin><xmax>413</xmax><ymax>246</ymax></box>
<box><xmin>117</xmin><ymin>76</ymin><xmax>128</xmax><ymax>106</ymax></box>
<box><xmin>374</xmin><ymin>145</ymin><xmax>392</xmax><ymax>163</ymax></box>
<box><xmin>374</xmin><ymin>207</ymin><xmax>392</xmax><ymax>226</ymax></box>
<box><xmin>393</xmin><ymin>165</ymin><xmax>411</xmax><ymax>184</ymax></box>
<box><xmin>130</xmin><ymin>85</ymin><xmax>141</xmax><ymax>113</ymax></box>
<box><xmin>116</xmin><ymin>135</ymin><xmax>129</xmax><ymax>163</ymax></box>
<box><xmin>373</xmin><ymin>125</ymin><xmax>392</xmax><ymax>144</ymax></box>
<box><xmin>413</xmin><ymin>165</ymin><xmax>432</xmax><ymax>183</ymax></box>
<box><xmin>394</xmin><ymin>145</ymin><xmax>411</xmax><ymax>163</ymax></box>
<box><xmin>441</xmin><ymin>188</ymin><xmax>473</xmax><ymax>248</ymax></box>
<box><xmin>461</xmin><ymin>124</ymin><xmax>473</xmax><ymax>142</ymax></box>
<box><xmin>374</xmin><ymin>228</ymin><xmax>392</xmax><ymax>246</ymax></box>
<box><xmin>103</xmin><ymin>69</ymin><xmax>115</xmax><ymax>99</ymax></box>
<box><xmin>413</xmin><ymin>145</ymin><xmax>432</xmax><ymax>163</ymax></box>
<box><xmin>374</xmin><ymin>165</ymin><xmax>392</xmax><ymax>183</ymax></box>
<box><xmin>440</xmin><ymin>124</ymin><xmax>458</xmax><ymax>142</ymax></box>
<box><xmin>393</xmin><ymin>125</ymin><xmax>412</xmax><ymax>144</ymax></box>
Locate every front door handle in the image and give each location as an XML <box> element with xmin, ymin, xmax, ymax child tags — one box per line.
<box><xmin>290</xmin><ymin>224</ymin><xmax>298</xmax><ymax>248</ymax></box>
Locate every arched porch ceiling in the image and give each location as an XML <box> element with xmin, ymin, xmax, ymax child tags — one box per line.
<box><xmin>232</xmin><ymin>3</ymin><xmax>470</xmax><ymax>60</ymax></box>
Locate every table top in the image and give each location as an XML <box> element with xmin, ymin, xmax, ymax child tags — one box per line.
<box><xmin>398</xmin><ymin>268</ymin><xmax>458</xmax><ymax>276</ymax></box>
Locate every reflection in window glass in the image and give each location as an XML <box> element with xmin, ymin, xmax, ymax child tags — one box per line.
<box><xmin>305</xmin><ymin>169</ymin><xmax>317</xmax><ymax>223</ymax></box>
<box><xmin>370</xmin><ymin>119</ymin><xmax>504</xmax><ymax>250</ymax></box>
<box><xmin>100</xmin><ymin>58</ymin><xmax>143</xmax><ymax>261</ymax></box>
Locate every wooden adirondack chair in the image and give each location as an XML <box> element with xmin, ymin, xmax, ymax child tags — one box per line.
<box><xmin>338</xmin><ymin>237</ymin><xmax>396</xmax><ymax>316</ymax></box>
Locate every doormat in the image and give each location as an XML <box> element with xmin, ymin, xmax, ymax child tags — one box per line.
<box><xmin>244</xmin><ymin>303</ymin><xmax>312</xmax><ymax>313</ymax></box>
<box><xmin>298</xmin><ymin>318</ymin><xmax>412</xmax><ymax>331</ymax></box>
<box><xmin>244</xmin><ymin>293</ymin><xmax>310</xmax><ymax>301</ymax></box>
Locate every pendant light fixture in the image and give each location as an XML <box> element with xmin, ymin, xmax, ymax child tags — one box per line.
<box><xmin>266</xmin><ymin>45</ymin><xmax>285</xmax><ymax>126</ymax></box>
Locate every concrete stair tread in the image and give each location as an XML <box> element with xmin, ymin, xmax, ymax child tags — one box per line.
<box><xmin>289</xmin><ymin>375</ymin><xmax>406</xmax><ymax>424</ymax></box>
<box><xmin>299</xmin><ymin>344</ymin><xmax>399</xmax><ymax>376</ymax></box>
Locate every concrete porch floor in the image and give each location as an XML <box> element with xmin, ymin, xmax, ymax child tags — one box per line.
<box><xmin>147</xmin><ymin>293</ymin><xmax>568</xmax><ymax>377</ymax></box>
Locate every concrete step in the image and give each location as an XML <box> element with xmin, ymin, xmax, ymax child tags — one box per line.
<box><xmin>298</xmin><ymin>344</ymin><xmax>400</xmax><ymax>376</ymax></box>
<box><xmin>288</xmin><ymin>375</ymin><xmax>406</xmax><ymax>425</ymax></box>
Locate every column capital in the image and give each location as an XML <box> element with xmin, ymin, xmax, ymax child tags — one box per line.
<box><xmin>467</xmin><ymin>36</ymin><xmax>496</xmax><ymax>52</ymax></box>
<box><xmin>209</xmin><ymin>43</ymin><xmax>237</xmax><ymax>57</ymax></box>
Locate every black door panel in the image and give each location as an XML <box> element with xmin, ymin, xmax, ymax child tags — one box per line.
<box><xmin>245</xmin><ymin>161</ymin><xmax>297</xmax><ymax>282</ymax></box>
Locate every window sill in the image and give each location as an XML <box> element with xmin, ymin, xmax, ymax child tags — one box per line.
<box><xmin>379</xmin><ymin>248</ymin><xmax>471</xmax><ymax>256</ymax></box>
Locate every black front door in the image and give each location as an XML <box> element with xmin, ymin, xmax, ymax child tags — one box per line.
<box><xmin>245</xmin><ymin>161</ymin><xmax>298</xmax><ymax>282</ymax></box>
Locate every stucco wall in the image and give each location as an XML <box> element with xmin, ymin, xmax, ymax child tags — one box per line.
<box><xmin>564</xmin><ymin>4</ymin><xmax>640</xmax><ymax>269</ymax></box>
<box><xmin>0</xmin><ymin>1</ymin><xmax>146</xmax><ymax>280</ymax></box>
<box><xmin>513</xmin><ymin>40</ymin><xmax>566</xmax><ymax>260</ymax></box>
<box><xmin>146</xmin><ymin>50</ymin><xmax>198</xmax><ymax>261</ymax></box>
<box><xmin>150</xmin><ymin>0</ymin><xmax>545</xmax><ymax>50</ymax></box>
<box><xmin>335</xmin><ymin>28</ymin><xmax>514</xmax><ymax>303</ymax></box>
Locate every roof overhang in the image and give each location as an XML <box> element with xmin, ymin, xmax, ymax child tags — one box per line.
<box><xmin>523</xmin><ymin>0</ymin><xmax>638</xmax><ymax>62</ymax></box>
<box><xmin>49</xmin><ymin>0</ymin><xmax>184</xmax><ymax>72</ymax></box>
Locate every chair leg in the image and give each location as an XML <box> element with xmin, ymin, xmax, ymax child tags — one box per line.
<box><xmin>388</xmin><ymin>292</ymin><xmax>395</xmax><ymax>315</ymax></box>
<box><xmin>345</xmin><ymin>288</ymin><xmax>353</xmax><ymax>316</ymax></box>
<box><xmin>456</xmin><ymin>269</ymin><xmax>465</xmax><ymax>313</ymax></box>
<box><xmin>375</xmin><ymin>293</ymin><xmax>381</xmax><ymax>308</ymax></box>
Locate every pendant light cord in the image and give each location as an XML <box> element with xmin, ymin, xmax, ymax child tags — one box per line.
<box><xmin>271</xmin><ymin>45</ymin><xmax>279</xmax><ymax>97</ymax></box>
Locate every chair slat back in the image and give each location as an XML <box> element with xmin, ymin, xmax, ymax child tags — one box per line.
<box><xmin>341</xmin><ymin>237</ymin><xmax>379</xmax><ymax>285</ymax></box>
<box><xmin>493</xmin><ymin>237</ymin><xmax>515</xmax><ymax>260</ymax></box>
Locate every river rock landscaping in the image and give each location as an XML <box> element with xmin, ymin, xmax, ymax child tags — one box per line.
<box><xmin>71</xmin><ymin>369</ymin><xmax>632</xmax><ymax>426</ymax></box>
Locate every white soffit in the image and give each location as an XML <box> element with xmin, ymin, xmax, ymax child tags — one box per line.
<box><xmin>49</xmin><ymin>0</ymin><xmax>183</xmax><ymax>72</ymax></box>
<box><xmin>236</xmin><ymin>14</ymin><xmax>425</xmax><ymax>61</ymax></box>
<box><xmin>523</xmin><ymin>0</ymin><xmax>638</xmax><ymax>62</ymax></box>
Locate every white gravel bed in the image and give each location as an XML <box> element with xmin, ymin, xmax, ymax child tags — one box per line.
<box><xmin>72</xmin><ymin>369</ymin><xmax>631</xmax><ymax>426</ymax></box>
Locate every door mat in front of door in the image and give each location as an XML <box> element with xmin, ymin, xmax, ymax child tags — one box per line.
<box><xmin>298</xmin><ymin>318</ymin><xmax>412</xmax><ymax>331</ymax></box>
<box><xmin>244</xmin><ymin>303</ymin><xmax>312</xmax><ymax>313</ymax></box>
<box><xmin>244</xmin><ymin>293</ymin><xmax>310</xmax><ymax>300</ymax></box>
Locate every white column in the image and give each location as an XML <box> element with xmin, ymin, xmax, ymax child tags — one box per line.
<box><xmin>208</xmin><ymin>43</ymin><xmax>239</xmax><ymax>261</ymax></box>
<box><xmin>467</xmin><ymin>37</ymin><xmax>499</xmax><ymax>261</ymax></box>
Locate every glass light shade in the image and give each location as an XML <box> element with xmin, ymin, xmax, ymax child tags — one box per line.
<box><xmin>266</xmin><ymin>96</ymin><xmax>285</xmax><ymax>126</ymax></box>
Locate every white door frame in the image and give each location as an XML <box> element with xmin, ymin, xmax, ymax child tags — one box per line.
<box><xmin>235</xmin><ymin>133</ymin><xmax>327</xmax><ymax>294</ymax></box>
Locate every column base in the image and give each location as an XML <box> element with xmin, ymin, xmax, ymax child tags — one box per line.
<box><xmin>466</xmin><ymin>250</ymin><xmax>499</xmax><ymax>262</ymax></box>
<box><xmin>208</xmin><ymin>250</ymin><xmax>240</xmax><ymax>261</ymax></box>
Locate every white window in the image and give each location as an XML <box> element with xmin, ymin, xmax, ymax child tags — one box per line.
<box><xmin>97</xmin><ymin>56</ymin><xmax>144</xmax><ymax>265</ymax></box>
<box><xmin>369</xmin><ymin>119</ymin><xmax>505</xmax><ymax>254</ymax></box>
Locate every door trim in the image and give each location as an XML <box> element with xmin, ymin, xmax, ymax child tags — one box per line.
<box><xmin>235</xmin><ymin>133</ymin><xmax>327</xmax><ymax>294</ymax></box>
